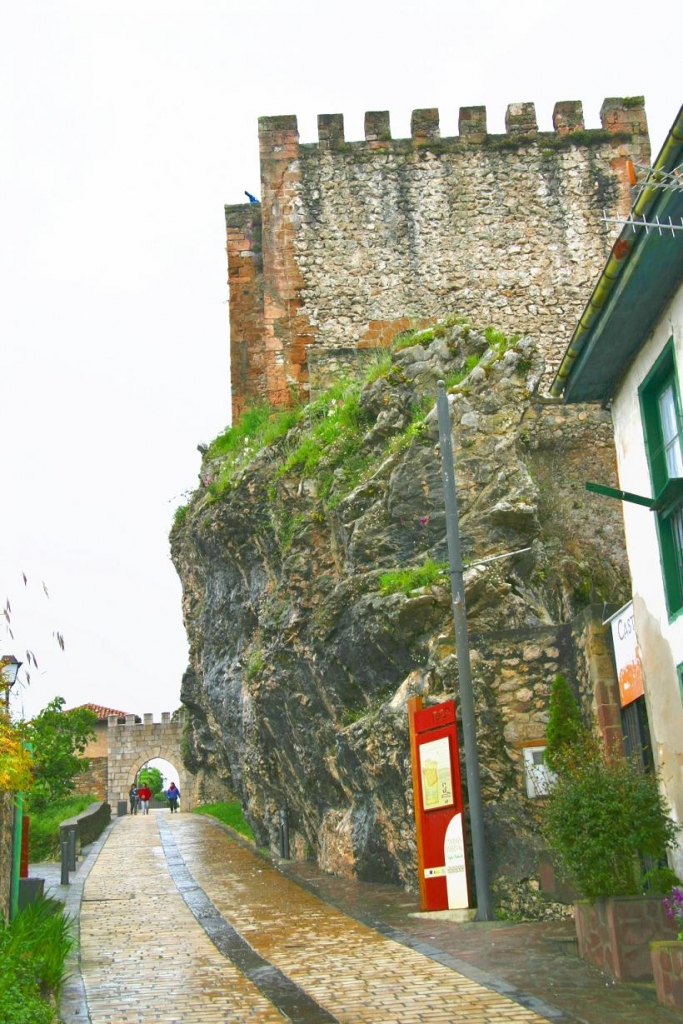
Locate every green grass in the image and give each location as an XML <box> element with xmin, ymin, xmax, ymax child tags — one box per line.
<box><xmin>204</xmin><ymin>403</ymin><xmax>303</xmax><ymax>501</ymax></box>
<box><xmin>379</xmin><ymin>558</ymin><xmax>449</xmax><ymax>596</ymax></box>
<box><xmin>484</xmin><ymin>326</ymin><xmax>519</xmax><ymax>353</ymax></box>
<box><xmin>361</xmin><ymin>350</ymin><xmax>393</xmax><ymax>383</ymax></box>
<box><xmin>192</xmin><ymin>801</ymin><xmax>255</xmax><ymax>841</ymax></box>
<box><xmin>28</xmin><ymin>793</ymin><xmax>99</xmax><ymax>862</ymax></box>
<box><xmin>0</xmin><ymin>896</ymin><xmax>74</xmax><ymax>1022</ymax></box>
<box><xmin>173</xmin><ymin>504</ymin><xmax>189</xmax><ymax>528</ymax></box>
<box><xmin>280</xmin><ymin>382</ymin><xmax>372</xmax><ymax>497</ymax></box>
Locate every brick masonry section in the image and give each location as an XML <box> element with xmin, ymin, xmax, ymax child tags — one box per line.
<box><xmin>72</xmin><ymin>757</ymin><xmax>108</xmax><ymax>801</ymax></box>
<box><xmin>227</xmin><ymin>98</ymin><xmax>650</xmax><ymax>418</ymax></box>
<box><xmin>651</xmin><ymin>941</ymin><xmax>683</xmax><ymax>1010</ymax></box>
<box><xmin>575</xmin><ymin>895</ymin><xmax>678</xmax><ymax>982</ymax></box>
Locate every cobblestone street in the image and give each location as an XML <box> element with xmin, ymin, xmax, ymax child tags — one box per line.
<box><xmin>38</xmin><ymin>813</ymin><xmax>681</xmax><ymax>1024</ymax></box>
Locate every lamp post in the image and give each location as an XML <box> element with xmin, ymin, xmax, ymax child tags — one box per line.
<box><xmin>1</xmin><ymin>656</ymin><xmax>25</xmax><ymax>919</ymax></box>
<box><xmin>435</xmin><ymin>381</ymin><xmax>494</xmax><ymax>921</ymax></box>
<box><xmin>1</xmin><ymin>655</ymin><xmax>23</xmax><ymax>710</ymax></box>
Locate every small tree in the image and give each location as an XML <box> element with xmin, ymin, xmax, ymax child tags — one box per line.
<box><xmin>24</xmin><ymin>698</ymin><xmax>97</xmax><ymax>811</ymax></box>
<box><xmin>138</xmin><ymin>766</ymin><xmax>163</xmax><ymax>797</ymax></box>
<box><xmin>544</xmin><ymin>673</ymin><xmax>587</xmax><ymax>772</ymax></box>
<box><xmin>0</xmin><ymin>716</ymin><xmax>32</xmax><ymax>792</ymax></box>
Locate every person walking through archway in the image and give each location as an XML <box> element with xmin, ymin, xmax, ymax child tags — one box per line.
<box><xmin>129</xmin><ymin>783</ymin><xmax>138</xmax><ymax>815</ymax></box>
<box><xmin>138</xmin><ymin>782</ymin><xmax>152</xmax><ymax>815</ymax></box>
<box><xmin>166</xmin><ymin>782</ymin><xmax>180</xmax><ymax>813</ymax></box>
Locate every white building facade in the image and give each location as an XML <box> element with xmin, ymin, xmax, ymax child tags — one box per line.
<box><xmin>553</xmin><ymin>104</ymin><xmax>683</xmax><ymax>875</ymax></box>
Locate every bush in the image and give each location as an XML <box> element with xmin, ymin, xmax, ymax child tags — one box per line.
<box><xmin>544</xmin><ymin>674</ymin><xmax>587</xmax><ymax>772</ymax></box>
<box><xmin>542</xmin><ymin>737</ymin><xmax>679</xmax><ymax>900</ymax></box>
<box><xmin>0</xmin><ymin>896</ymin><xmax>74</xmax><ymax>1022</ymax></box>
<box><xmin>29</xmin><ymin>794</ymin><xmax>99</xmax><ymax>861</ymax></box>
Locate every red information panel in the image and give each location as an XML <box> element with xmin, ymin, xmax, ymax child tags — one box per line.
<box><xmin>409</xmin><ymin>697</ymin><xmax>469</xmax><ymax>911</ymax></box>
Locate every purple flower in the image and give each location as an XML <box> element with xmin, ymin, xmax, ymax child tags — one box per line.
<box><xmin>663</xmin><ymin>887</ymin><xmax>683</xmax><ymax>927</ymax></box>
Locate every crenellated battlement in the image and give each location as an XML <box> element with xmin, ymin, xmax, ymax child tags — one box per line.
<box><xmin>228</xmin><ymin>98</ymin><xmax>650</xmax><ymax>418</ymax></box>
<box><xmin>107</xmin><ymin>710</ymin><xmax>186</xmax><ymax>727</ymax></box>
<box><xmin>256</xmin><ymin>97</ymin><xmax>647</xmax><ymax>155</ymax></box>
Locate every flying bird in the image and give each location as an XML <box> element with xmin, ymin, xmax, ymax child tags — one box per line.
<box><xmin>244</xmin><ymin>191</ymin><xmax>260</xmax><ymax>204</ymax></box>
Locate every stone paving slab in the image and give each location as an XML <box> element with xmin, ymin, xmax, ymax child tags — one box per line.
<box><xmin>168</xmin><ymin>814</ymin><xmax>552</xmax><ymax>1023</ymax></box>
<box><xmin>29</xmin><ymin>811</ymin><xmax>682</xmax><ymax>1024</ymax></box>
<box><xmin>78</xmin><ymin>814</ymin><xmax>285</xmax><ymax>1023</ymax></box>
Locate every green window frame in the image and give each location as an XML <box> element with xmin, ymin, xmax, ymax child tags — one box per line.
<box><xmin>639</xmin><ymin>339</ymin><xmax>683</xmax><ymax>617</ymax></box>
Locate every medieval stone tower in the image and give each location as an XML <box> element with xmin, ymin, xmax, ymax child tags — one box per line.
<box><xmin>226</xmin><ymin>98</ymin><xmax>650</xmax><ymax>418</ymax></box>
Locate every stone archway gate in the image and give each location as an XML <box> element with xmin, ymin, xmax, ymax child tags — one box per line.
<box><xmin>106</xmin><ymin>710</ymin><xmax>198</xmax><ymax>810</ymax></box>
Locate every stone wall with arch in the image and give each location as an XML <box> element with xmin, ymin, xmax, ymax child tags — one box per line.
<box><xmin>106</xmin><ymin>710</ymin><xmax>199</xmax><ymax>810</ymax></box>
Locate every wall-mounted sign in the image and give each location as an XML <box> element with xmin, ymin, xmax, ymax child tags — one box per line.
<box><xmin>607</xmin><ymin>600</ymin><xmax>644</xmax><ymax>708</ymax></box>
<box><xmin>408</xmin><ymin>697</ymin><xmax>468</xmax><ymax>911</ymax></box>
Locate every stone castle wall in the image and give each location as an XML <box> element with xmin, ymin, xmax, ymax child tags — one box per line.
<box><xmin>226</xmin><ymin>98</ymin><xmax>650</xmax><ymax>418</ymax></box>
<box><xmin>72</xmin><ymin>756</ymin><xmax>108</xmax><ymax>801</ymax></box>
<box><xmin>106</xmin><ymin>711</ymin><xmax>198</xmax><ymax>809</ymax></box>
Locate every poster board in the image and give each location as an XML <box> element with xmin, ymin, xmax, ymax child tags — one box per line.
<box><xmin>408</xmin><ymin>697</ymin><xmax>469</xmax><ymax>911</ymax></box>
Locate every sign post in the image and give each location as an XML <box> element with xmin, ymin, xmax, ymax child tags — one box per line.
<box><xmin>409</xmin><ymin>696</ymin><xmax>469</xmax><ymax>911</ymax></box>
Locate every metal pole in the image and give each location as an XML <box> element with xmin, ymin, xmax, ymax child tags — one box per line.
<box><xmin>10</xmin><ymin>793</ymin><xmax>23</xmax><ymax>920</ymax></box>
<box><xmin>60</xmin><ymin>841</ymin><xmax>69</xmax><ymax>885</ymax></box>
<box><xmin>435</xmin><ymin>381</ymin><xmax>494</xmax><ymax>921</ymax></box>
<box><xmin>67</xmin><ymin>826</ymin><xmax>77</xmax><ymax>871</ymax></box>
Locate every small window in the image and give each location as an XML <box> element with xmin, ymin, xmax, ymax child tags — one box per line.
<box><xmin>523</xmin><ymin>745</ymin><xmax>555</xmax><ymax>798</ymax></box>
<box><xmin>640</xmin><ymin>340</ymin><xmax>683</xmax><ymax>616</ymax></box>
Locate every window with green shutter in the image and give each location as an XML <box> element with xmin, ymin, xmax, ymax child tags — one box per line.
<box><xmin>639</xmin><ymin>339</ymin><xmax>683</xmax><ymax>616</ymax></box>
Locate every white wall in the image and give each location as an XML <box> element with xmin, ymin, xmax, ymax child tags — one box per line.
<box><xmin>611</xmin><ymin>285</ymin><xmax>683</xmax><ymax>876</ymax></box>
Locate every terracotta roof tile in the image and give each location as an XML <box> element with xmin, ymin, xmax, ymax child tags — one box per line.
<box><xmin>68</xmin><ymin>702</ymin><xmax>139</xmax><ymax>721</ymax></box>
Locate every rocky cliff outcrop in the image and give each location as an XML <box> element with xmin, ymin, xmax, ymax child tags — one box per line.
<box><xmin>171</xmin><ymin>320</ymin><xmax>629</xmax><ymax>890</ymax></box>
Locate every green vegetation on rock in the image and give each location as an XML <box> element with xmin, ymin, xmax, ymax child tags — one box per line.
<box><xmin>193</xmin><ymin>801</ymin><xmax>255</xmax><ymax>841</ymax></box>
<box><xmin>379</xmin><ymin>558</ymin><xmax>448</xmax><ymax>596</ymax></box>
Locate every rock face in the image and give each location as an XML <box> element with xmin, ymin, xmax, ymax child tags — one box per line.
<box><xmin>171</xmin><ymin>322</ymin><xmax>629</xmax><ymax>890</ymax></box>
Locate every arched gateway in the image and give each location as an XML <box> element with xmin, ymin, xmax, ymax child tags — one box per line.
<box><xmin>106</xmin><ymin>710</ymin><xmax>198</xmax><ymax>810</ymax></box>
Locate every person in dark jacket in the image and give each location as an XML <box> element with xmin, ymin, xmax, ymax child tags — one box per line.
<box><xmin>129</xmin><ymin>784</ymin><xmax>138</xmax><ymax>815</ymax></box>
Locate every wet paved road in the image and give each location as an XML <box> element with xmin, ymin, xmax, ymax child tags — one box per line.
<box><xmin>74</xmin><ymin>813</ymin><xmax>552</xmax><ymax>1023</ymax></box>
<box><xmin>42</xmin><ymin>811</ymin><xmax>681</xmax><ymax>1024</ymax></box>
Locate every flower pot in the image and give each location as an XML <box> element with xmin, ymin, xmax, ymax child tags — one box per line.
<box><xmin>651</xmin><ymin>940</ymin><xmax>683</xmax><ymax>1009</ymax></box>
<box><xmin>574</xmin><ymin>895</ymin><xmax>678</xmax><ymax>982</ymax></box>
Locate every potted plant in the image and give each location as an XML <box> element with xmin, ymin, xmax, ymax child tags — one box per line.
<box><xmin>651</xmin><ymin>887</ymin><xmax>683</xmax><ymax>1009</ymax></box>
<box><xmin>541</xmin><ymin>675</ymin><xmax>680</xmax><ymax>982</ymax></box>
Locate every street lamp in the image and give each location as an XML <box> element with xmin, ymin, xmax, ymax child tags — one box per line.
<box><xmin>1</xmin><ymin>655</ymin><xmax>23</xmax><ymax>709</ymax></box>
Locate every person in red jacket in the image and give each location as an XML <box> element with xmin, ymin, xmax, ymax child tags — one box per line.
<box><xmin>137</xmin><ymin>783</ymin><xmax>152</xmax><ymax>815</ymax></box>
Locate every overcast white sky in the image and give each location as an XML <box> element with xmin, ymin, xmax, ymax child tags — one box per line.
<box><xmin>0</xmin><ymin>1</ymin><xmax>679</xmax><ymax>722</ymax></box>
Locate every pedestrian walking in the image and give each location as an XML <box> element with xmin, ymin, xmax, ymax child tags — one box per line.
<box><xmin>129</xmin><ymin>784</ymin><xmax>139</xmax><ymax>815</ymax></box>
<box><xmin>138</xmin><ymin>783</ymin><xmax>152</xmax><ymax>815</ymax></box>
<box><xmin>166</xmin><ymin>782</ymin><xmax>180</xmax><ymax>813</ymax></box>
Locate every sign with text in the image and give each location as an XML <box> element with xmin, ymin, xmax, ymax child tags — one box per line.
<box><xmin>408</xmin><ymin>697</ymin><xmax>469</xmax><ymax>911</ymax></box>
<box><xmin>608</xmin><ymin>601</ymin><xmax>644</xmax><ymax>708</ymax></box>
